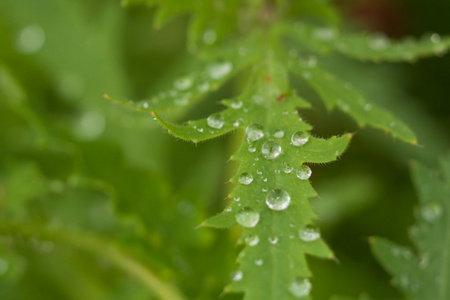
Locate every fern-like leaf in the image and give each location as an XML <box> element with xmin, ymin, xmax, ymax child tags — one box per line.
<box><xmin>371</xmin><ymin>152</ymin><xmax>450</xmax><ymax>299</ymax></box>
<box><xmin>284</xmin><ymin>22</ymin><xmax>450</xmax><ymax>62</ymax></box>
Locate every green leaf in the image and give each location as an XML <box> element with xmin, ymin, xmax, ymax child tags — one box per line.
<box><xmin>284</xmin><ymin>22</ymin><xmax>450</xmax><ymax>62</ymax></box>
<box><xmin>154</xmin><ymin>49</ymin><xmax>351</xmax><ymax>299</ymax></box>
<box><xmin>371</xmin><ymin>152</ymin><xmax>450</xmax><ymax>299</ymax></box>
<box><xmin>287</xmin><ymin>56</ymin><xmax>417</xmax><ymax>144</ymax></box>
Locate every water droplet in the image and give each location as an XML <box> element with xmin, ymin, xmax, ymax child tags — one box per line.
<box><xmin>268</xmin><ymin>236</ymin><xmax>279</xmax><ymax>244</ymax></box>
<box><xmin>283</xmin><ymin>163</ymin><xmax>293</xmax><ymax>174</ymax></box>
<box><xmin>142</xmin><ymin>102</ymin><xmax>149</xmax><ymax>109</ymax></box>
<box><xmin>0</xmin><ymin>258</ymin><xmax>9</xmax><ymax>276</ymax></box>
<box><xmin>174</xmin><ymin>76</ymin><xmax>193</xmax><ymax>90</ymax></box>
<box><xmin>263</xmin><ymin>178</ymin><xmax>268</xmax><ymax>182</ymax></box>
<box><xmin>262</xmin><ymin>140</ymin><xmax>282</xmax><ymax>160</ymax></box>
<box><xmin>430</xmin><ymin>33</ymin><xmax>441</xmax><ymax>43</ymax></box>
<box><xmin>235</xmin><ymin>208</ymin><xmax>260</xmax><ymax>228</ymax></box>
<box><xmin>291</xmin><ymin>131</ymin><xmax>309</xmax><ymax>147</ymax></box>
<box><xmin>289</xmin><ymin>277</ymin><xmax>312</xmax><ymax>298</ymax></box>
<box><xmin>197</xmin><ymin>82</ymin><xmax>210</xmax><ymax>92</ymax></box>
<box><xmin>274</xmin><ymin>130</ymin><xmax>284</xmax><ymax>138</ymax></box>
<box><xmin>15</xmin><ymin>24</ymin><xmax>45</xmax><ymax>54</ymax></box>
<box><xmin>255</xmin><ymin>259</ymin><xmax>263</xmax><ymax>266</ymax></box>
<box><xmin>296</xmin><ymin>165</ymin><xmax>312</xmax><ymax>180</ymax></box>
<box><xmin>299</xmin><ymin>225</ymin><xmax>320</xmax><ymax>242</ymax></box>
<box><xmin>231</xmin><ymin>100</ymin><xmax>243</xmax><ymax>109</ymax></box>
<box><xmin>256</xmin><ymin>170</ymin><xmax>262</xmax><ymax>175</ymax></box>
<box><xmin>367</xmin><ymin>33</ymin><xmax>389</xmax><ymax>50</ymax></box>
<box><xmin>225</xmin><ymin>207</ymin><xmax>232</xmax><ymax>212</ymax></box>
<box><xmin>209</xmin><ymin>61</ymin><xmax>232</xmax><ymax>80</ymax></box>
<box><xmin>231</xmin><ymin>270</ymin><xmax>243</xmax><ymax>282</ymax></box>
<box><xmin>420</xmin><ymin>202</ymin><xmax>443</xmax><ymax>223</ymax></box>
<box><xmin>238</xmin><ymin>173</ymin><xmax>253</xmax><ymax>185</ymax></box>
<box><xmin>234</xmin><ymin>197</ymin><xmax>240</xmax><ymax>202</ymax></box>
<box><xmin>248</xmin><ymin>145</ymin><xmax>256</xmax><ymax>153</ymax></box>
<box><xmin>245</xmin><ymin>235</ymin><xmax>259</xmax><ymax>247</ymax></box>
<box><xmin>262</xmin><ymin>187</ymin><xmax>268</xmax><ymax>192</ymax></box>
<box><xmin>392</xmin><ymin>246</ymin><xmax>413</xmax><ymax>260</ymax></box>
<box><xmin>364</xmin><ymin>104</ymin><xmax>372</xmax><ymax>111</ymax></box>
<box><xmin>266</xmin><ymin>189</ymin><xmax>291</xmax><ymax>211</ymax></box>
<box><xmin>73</xmin><ymin>111</ymin><xmax>106</xmax><ymax>141</ymax></box>
<box><xmin>418</xmin><ymin>253</ymin><xmax>431</xmax><ymax>269</ymax></box>
<box><xmin>203</xmin><ymin>29</ymin><xmax>217</xmax><ymax>45</ymax></box>
<box><xmin>197</xmin><ymin>127</ymin><xmax>204</xmax><ymax>133</ymax></box>
<box><xmin>207</xmin><ymin>113</ymin><xmax>224</xmax><ymax>129</ymax></box>
<box><xmin>246</xmin><ymin>124</ymin><xmax>264</xmax><ymax>143</ymax></box>
<box><xmin>313</xmin><ymin>27</ymin><xmax>338</xmax><ymax>41</ymax></box>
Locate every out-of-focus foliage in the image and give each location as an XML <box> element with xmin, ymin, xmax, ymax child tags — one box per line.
<box><xmin>0</xmin><ymin>0</ymin><xmax>449</xmax><ymax>299</ymax></box>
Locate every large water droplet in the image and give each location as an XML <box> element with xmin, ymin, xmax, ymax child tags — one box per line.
<box><xmin>235</xmin><ymin>208</ymin><xmax>260</xmax><ymax>228</ymax></box>
<box><xmin>420</xmin><ymin>202</ymin><xmax>443</xmax><ymax>223</ymax></box>
<box><xmin>291</xmin><ymin>131</ymin><xmax>309</xmax><ymax>147</ymax></box>
<box><xmin>266</xmin><ymin>189</ymin><xmax>291</xmax><ymax>211</ymax></box>
<box><xmin>289</xmin><ymin>277</ymin><xmax>312</xmax><ymax>298</ymax></box>
<box><xmin>262</xmin><ymin>140</ymin><xmax>282</xmax><ymax>160</ymax></box>
<box><xmin>245</xmin><ymin>235</ymin><xmax>260</xmax><ymax>247</ymax></box>
<box><xmin>231</xmin><ymin>270</ymin><xmax>243</xmax><ymax>282</ymax></box>
<box><xmin>246</xmin><ymin>124</ymin><xmax>264</xmax><ymax>143</ymax></box>
<box><xmin>209</xmin><ymin>62</ymin><xmax>232</xmax><ymax>80</ymax></box>
<box><xmin>299</xmin><ymin>225</ymin><xmax>320</xmax><ymax>242</ymax></box>
<box><xmin>207</xmin><ymin>113</ymin><xmax>224</xmax><ymax>129</ymax></box>
<box><xmin>296</xmin><ymin>165</ymin><xmax>312</xmax><ymax>180</ymax></box>
<box><xmin>239</xmin><ymin>173</ymin><xmax>253</xmax><ymax>185</ymax></box>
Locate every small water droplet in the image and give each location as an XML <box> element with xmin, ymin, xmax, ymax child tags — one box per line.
<box><xmin>142</xmin><ymin>102</ymin><xmax>149</xmax><ymax>109</ymax></box>
<box><xmin>299</xmin><ymin>225</ymin><xmax>320</xmax><ymax>242</ymax></box>
<box><xmin>15</xmin><ymin>24</ymin><xmax>46</xmax><ymax>54</ymax></box>
<box><xmin>235</xmin><ymin>208</ymin><xmax>260</xmax><ymax>228</ymax></box>
<box><xmin>262</xmin><ymin>140</ymin><xmax>282</xmax><ymax>160</ymax></box>
<box><xmin>234</xmin><ymin>197</ymin><xmax>240</xmax><ymax>202</ymax></box>
<box><xmin>313</xmin><ymin>27</ymin><xmax>338</xmax><ymax>41</ymax></box>
<box><xmin>364</xmin><ymin>104</ymin><xmax>372</xmax><ymax>111</ymax></box>
<box><xmin>225</xmin><ymin>207</ymin><xmax>232</xmax><ymax>212</ymax></box>
<box><xmin>207</xmin><ymin>113</ymin><xmax>224</xmax><ymax>129</ymax></box>
<box><xmin>248</xmin><ymin>145</ymin><xmax>256</xmax><ymax>153</ymax></box>
<box><xmin>209</xmin><ymin>61</ymin><xmax>232</xmax><ymax>80</ymax></box>
<box><xmin>256</xmin><ymin>170</ymin><xmax>262</xmax><ymax>175</ymax></box>
<box><xmin>266</xmin><ymin>189</ymin><xmax>291</xmax><ymax>211</ymax></box>
<box><xmin>0</xmin><ymin>258</ymin><xmax>9</xmax><ymax>276</ymax></box>
<box><xmin>283</xmin><ymin>163</ymin><xmax>293</xmax><ymax>174</ymax></box>
<box><xmin>197</xmin><ymin>127</ymin><xmax>204</xmax><ymax>133</ymax></box>
<box><xmin>274</xmin><ymin>130</ymin><xmax>284</xmax><ymax>138</ymax></box>
<box><xmin>296</xmin><ymin>165</ymin><xmax>312</xmax><ymax>180</ymax></box>
<box><xmin>418</xmin><ymin>253</ymin><xmax>431</xmax><ymax>269</ymax></box>
<box><xmin>420</xmin><ymin>202</ymin><xmax>443</xmax><ymax>223</ymax></box>
<box><xmin>430</xmin><ymin>33</ymin><xmax>441</xmax><ymax>44</ymax></box>
<box><xmin>289</xmin><ymin>277</ymin><xmax>312</xmax><ymax>298</ymax></box>
<box><xmin>238</xmin><ymin>173</ymin><xmax>253</xmax><ymax>185</ymax></box>
<box><xmin>231</xmin><ymin>100</ymin><xmax>243</xmax><ymax>109</ymax></box>
<box><xmin>246</xmin><ymin>124</ymin><xmax>264</xmax><ymax>143</ymax></box>
<box><xmin>245</xmin><ymin>235</ymin><xmax>260</xmax><ymax>247</ymax></box>
<box><xmin>263</xmin><ymin>178</ymin><xmax>268</xmax><ymax>182</ymax></box>
<box><xmin>174</xmin><ymin>76</ymin><xmax>193</xmax><ymax>90</ymax></box>
<box><xmin>262</xmin><ymin>187</ymin><xmax>268</xmax><ymax>192</ymax></box>
<box><xmin>268</xmin><ymin>236</ymin><xmax>279</xmax><ymax>244</ymax></box>
<box><xmin>367</xmin><ymin>32</ymin><xmax>389</xmax><ymax>50</ymax></box>
<box><xmin>203</xmin><ymin>29</ymin><xmax>217</xmax><ymax>45</ymax></box>
<box><xmin>231</xmin><ymin>270</ymin><xmax>243</xmax><ymax>282</ymax></box>
<box><xmin>255</xmin><ymin>259</ymin><xmax>263</xmax><ymax>266</ymax></box>
<box><xmin>197</xmin><ymin>82</ymin><xmax>210</xmax><ymax>92</ymax></box>
<box><xmin>392</xmin><ymin>246</ymin><xmax>413</xmax><ymax>260</ymax></box>
<box><xmin>291</xmin><ymin>131</ymin><xmax>309</xmax><ymax>147</ymax></box>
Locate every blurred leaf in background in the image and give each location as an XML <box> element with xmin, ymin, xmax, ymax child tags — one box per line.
<box><xmin>0</xmin><ymin>0</ymin><xmax>449</xmax><ymax>300</ymax></box>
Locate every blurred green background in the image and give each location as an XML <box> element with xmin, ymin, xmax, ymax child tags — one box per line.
<box><xmin>0</xmin><ymin>0</ymin><xmax>449</xmax><ymax>299</ymax></box>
